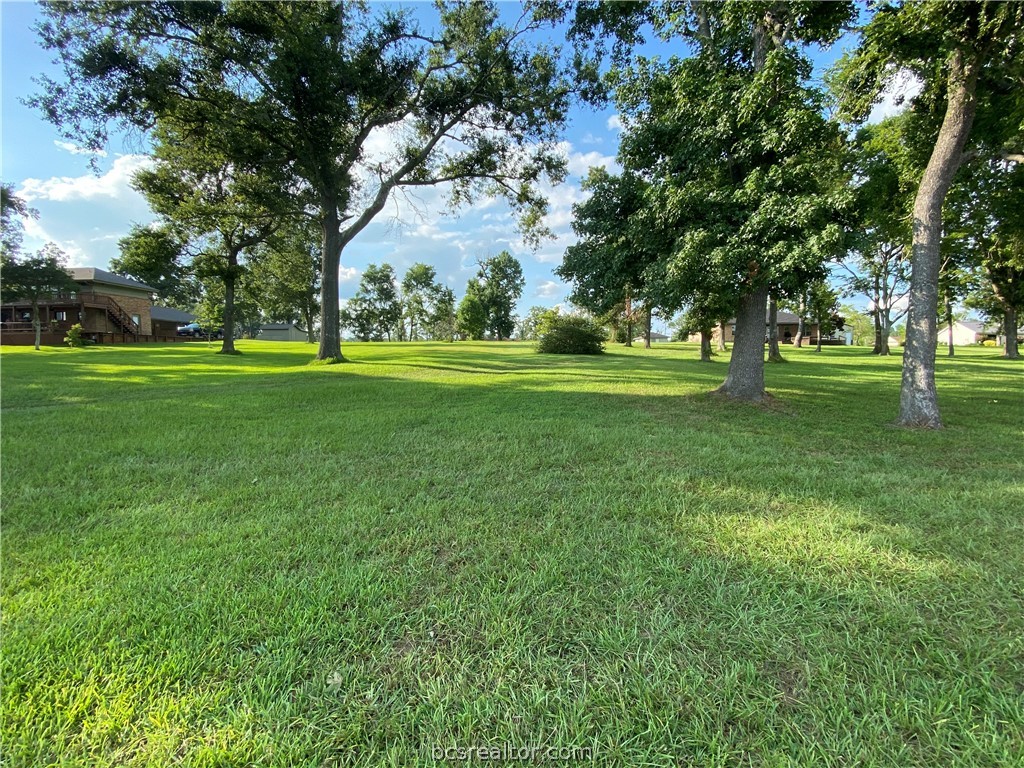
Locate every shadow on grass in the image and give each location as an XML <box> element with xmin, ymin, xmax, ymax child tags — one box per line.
<box><xmin>3</xmin><ymin>345</ymin><xmax>1023</xmax><ymax>765</ymax></box>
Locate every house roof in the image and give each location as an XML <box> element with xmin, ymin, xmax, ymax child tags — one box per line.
<box><xmin>727</xmin><ymin>309</ymin><xmax>804</xmax><ymax>325</ymax></box>
<box><xmin>261</xmin><ymin>323</ymin><xmax>305</xmax><ymax>331</ymax></box>
<box><xmin>69</xmin><ymin>267</ymin><xmax>157</xmax><ymax>293</ymax></box>
<box><xmin>150</xmin><ymin>306</ymin><xmax>194</xmax><ymax>323</ymax></box>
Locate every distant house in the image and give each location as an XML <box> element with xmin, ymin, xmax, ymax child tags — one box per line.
<box><xmin>150</xmin><ymin>306</ymin><xmax>195</xmax><ymax>336</ymax></box>
<box><xmin>688</xmin><ymin>310</ymin><xmax>842</xmax><ymax>345</ymax></box>
<box><xmin>0</xmin><ymin>267</ymin><xmax>186</xmax><ymax>345</ymax></box>
<box><xmin>259</xmin><ymin>323</ymin><xmax>308</xmax><ymax>342</ymax></box>
<box><xmin>632</xmin><ymin>331</ymin><xmax>671</xmax><ymax>343</ymax></box>
<box><xmin>935</xmin><ymin>320</ymin><xmax>999</xmax><ymax>346</ymax></box>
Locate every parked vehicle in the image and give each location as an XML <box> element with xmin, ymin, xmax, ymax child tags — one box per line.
<box><xmin>177</xmin><ymin>323</ymin><xmax>223</xmax><ymax>339</ymax></box>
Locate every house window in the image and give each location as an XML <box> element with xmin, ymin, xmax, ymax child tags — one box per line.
<box><xmin>132</xmin><ymin>314</ymin><xmax>141</xmax><ymax>326</ymax></box>
<box><xmin>54</xmin><ymin>311</ymin><xmax>67</xmax><ymax>322</ymax></box>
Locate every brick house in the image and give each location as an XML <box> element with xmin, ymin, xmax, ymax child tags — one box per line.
<box><xmin>1</xmin><ymin>267</ymin><xmax>188</xmax><ymax>345</ymax></box>
<box><xmin>688</xmin><ymin>310</ymin><xmax>842</xmax><ymax>346</ymax></box>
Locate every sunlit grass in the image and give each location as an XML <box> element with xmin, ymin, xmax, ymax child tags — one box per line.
<box><xmin>2</xmin><ymin>340</ymin><xmax>1022</xmax><ymax>766</ymax></box>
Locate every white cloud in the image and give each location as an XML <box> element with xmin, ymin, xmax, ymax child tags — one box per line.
<box><xmin>535</xmin><ymin>280</ymin><xmax>564</xmax><ymax>299</ymax></box>
<box><xmin>566</xmin><ymin>148</ymin><xmax>618</xmax><ymax>178</ymax></box>
<box><xmin>21</xmin><ymin>217</ymin><xmax>88</xmax><ymax>265</ymax></box>
<box><xmin>580</xmin><ymin>132</ymin><xmax>603</xmax><ymax>146</ymax></box>
<box><xmin>606</xmin><ymin>114</ymin><xmax>623</xmax><ymax>132</ymax></box>
<box><xmin>338</xmin><ymin>266</ymin><xmax>361</xmax><ymax>283</ymax></box>
<box><xmin>53</xmin><ymin>140</ymin><xmax>108</xmax><ymax>157</ymax></box>
<box><xmin>18</xmin><ymin>154</ymin><xmax>152</xmax><ymax>203</ymax></box>
<box><xmin>867</xmin><ymin>70</ymin><xmax>924</xmax><ymax>124</ymax></box>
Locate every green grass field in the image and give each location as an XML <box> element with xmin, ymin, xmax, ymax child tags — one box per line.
<box><xmin>2</xmin><ymin>341</ymin><xmax>1022</xmax><ymax>767</ymax></box>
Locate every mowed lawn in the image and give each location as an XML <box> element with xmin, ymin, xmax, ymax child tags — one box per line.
<box><xmin>2</xmin><ymin>341</ymin><xmax>1022</xmax><ymax>767</ymax></box>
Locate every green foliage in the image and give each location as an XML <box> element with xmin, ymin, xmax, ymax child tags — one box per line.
<box><xmin>1</xmin><ymin>184</ymin><xmax>37</xmax><ymax>259</ymax></box>
<box><xmin>558</xmin><ymin>169</ymin><xmax>667</xmax><ymax>317</ymax></box>
<box><xmin>455</xmin><ymin>253</ymin><xmax>525</xmax><ymax>341</ymax></box>
<box><xmin>63</xmin><ymin>324</ymin><xmax>85</xmax><ymax>348</ymax></box>
<box><xmin>1</xmin><ymin>245</ymin><xmax>77</xmax><ymax>307</ymax></box>
<box><xmin>477</xmin><ymin>252</ymin><xmax>526</xmax><ymax>341</ymax></box>
<box><xmin>518</xmin><ymin>305</ymin><xmax>560</xmax><ymax>341</ymax></box>
<box><xmin>246</xmin><ymin>220</ymin><xmax>321</xmax><ymax>341</ymax></box>
<box><xmin>32</xmin><ymin>1</ymin><xmax>573</xmax><ymax>358</ymax></box>
<box><xmin>537</xmin><ymin>314</ymin><xmax>606</xmax><ymax>355</ymax></box>
<box><xmin>112</xmin><ymin>224</ymin><xmax>198</xmax><ymax>309</ymax></box>
<box><xmin>839</xmin><ymin>305</ymin><xmax>875</xmax><ymax>347</ymax></box>
<box><xmin>456</xmin><ymin>280</ymin><xmax>488</xmax><ymax>341</ymax></box>
<box><xmin>341</xmin><ymin>264</ymin><xmax>402</xmax><ymax>342</ymax></box>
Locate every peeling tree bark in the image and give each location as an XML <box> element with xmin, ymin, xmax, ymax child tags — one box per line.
<box><xmin>899</xmin><ymin>50</ymin><xmax>979</xmax><ymax>428</ymax></box>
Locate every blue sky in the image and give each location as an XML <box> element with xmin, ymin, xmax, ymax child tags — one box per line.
<box><xmin>3</xmin><ymin>2</ymin><xmax>896</xmax><ymax>326</ymax></box>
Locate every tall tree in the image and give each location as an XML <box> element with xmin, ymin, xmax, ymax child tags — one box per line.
<box><xmin>428</xmin><ymin>286</ymin><xmax>458</xmax><ymax>343</ymax></box>
<box><xmin>833</xmin><ymin>1</ymin><xmax>1024</xmax><ymax>427</ymax></box>
<box><xmin>456</xmin><ymin>279</ymin><xmax>488</xmax><ymax>341</ymax></box>
<box><xmin>343</xmin><ymin>264</ymin><xmax>402</xmax><ymax>342</ymax></box>
<box><xmin>34</xmin><ymin>1</ymin><xmax>570</xmax><ymax>363</ymax></box>
<box><xmin>475</xmin><ymin>251</ymin><xmax>525</xmax><ymax>341</ymax></box>
<box><xmin>131</xmin><ymin>120</ymin><xmax>285</xmax><ymax>354</ymax></box>
<box><xmin>557</xmin><ymin>169</ymin><xmax>663</xmax><ymax>347</ymax></box>
<box><xmin>1</xmin><ymin>244</ymin><xmax>78</xmax><ymax>350</ymax></box>
<box><xmin>401</xmin><ymin>263</ymin><xmax>445</xmax><ymax>341</ymax></box>
<box><xmin>576</xmin><ymin>2</ymin><xmax>855</xmax><ymax>401</ymax></box>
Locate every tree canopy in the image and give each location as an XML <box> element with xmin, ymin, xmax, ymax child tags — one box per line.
<box><xmin>33</xmin><ymin>1</ymin><xmax>572</xmax><ymax>362</ymax></box>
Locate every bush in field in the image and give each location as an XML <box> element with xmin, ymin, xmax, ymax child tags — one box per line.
<box><xmin>537</xmin><ymin>315</ymin><xmax>606</xmax><ymax>355</ymax></box>
<box><xmin>64</xmin><ymin>323</ymin><xmax>85</xmax><ymax>347</ymax></box>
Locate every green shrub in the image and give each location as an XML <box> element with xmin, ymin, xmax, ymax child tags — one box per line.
<box><xmin>537</xmin><ymin>315</ymin><xmax>606</xmax><ymax>355</ymax></box>
<box><xmin>64</xmin><ymin>323</ymin><xmax>85</xmax><ymax>348</ymax></box>
<box><xmin>982</xmin><ymin>340</ymin><xmax>997</xmax><ymax>347</ymax></box>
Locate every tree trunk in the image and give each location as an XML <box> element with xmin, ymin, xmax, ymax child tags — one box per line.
<box><xmin>31</xmin><ymin>298</ymin><xmax>41</xmax><ymax>351</ymax></box>
<box><xmin>944</xmin><ymin>293</ymin><xmax>955</xmax><ymax>357</ymax></box>
<box><xmin>1005</xmin><ymin>306</ymin><xmax>1020</xmax><ymax>360</ymax></box>
<box><xmin>699</xmin><ymin>329</ymin><xmax>712</xmax><ymax>362</ymax></box>
<box><xmin>317</xmin><ymin>204</ymin><xmax>344</xmax><ymax>361</ymax></box>
<box><xmin>899</xmin><ymin>50</ymin><xmax>979</xmax><ymax>429</ymax></box>
<box><xmin>304</xmin><ymin>304</ymin><xmax>315</xmax><ymax>343</ymax></box>
<box><xmin>871</xmin><ymin>275</ymin><xmax>882</xmax><ymax>354</ymax></box>
<box><xmin>624</xmin><ymin>292</ymin><xmax>633</xmax><ymax>346</ymax></box>
<box><xmin>643</xmin><ymin>307</ymin><xmax>652</xmax><ymax>349</ymax></box>
<box><xmin>716</xmin><ymin>284</ymin><xmax>769</xmax><ymax>401</ymax></box>
<box><xmin>794</xmin><ymin>295</ymin><xmax>805</xmax><ymax>348</ymax></box>
<box><xmin>767</xmin><ymin>295</ymin><xmax>784</xmax><ymax>362</ymax></box>
<box><xmin>219</xmin><ymin>251</ymin><xmax>239</xmax><ymax>355</ymax></box>
<box><xmin>717</xmin><ymin>321</ymin><xmax>727</xmax><ymax>352</ymax></box>
<box><xmin>878</xmin><ymin>309</ymin><xmax>891</xmax><ymax>356</ymax></box>
<box><xmin>815</xmin><ymin>321</ymin><xmax>823</xmax><ymax>353</ymax></box>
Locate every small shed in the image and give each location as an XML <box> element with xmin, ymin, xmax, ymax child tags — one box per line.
<box><xmin>260</xmin><ymin>323</ymin><xmax>308</xmax><ymax>342</ymax></box>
